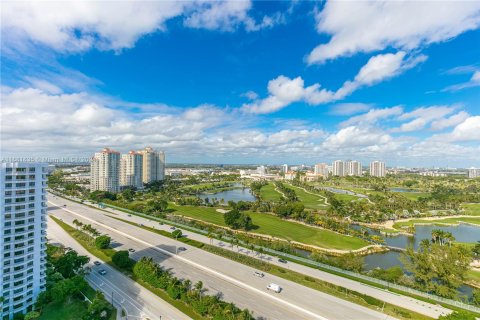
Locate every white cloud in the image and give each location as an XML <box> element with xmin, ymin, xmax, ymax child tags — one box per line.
<box><xmin>328</xmin><ymin>103</ymin><xmax>372</xmax><ymax>116</ymax></box>
<box><xmin>392</xmin><ymin>105</ymin><xmax>456</xmax><ymax>132</ymax></box>
<box><xmin>430</xmin><ymin>111</ymin><xmax>470</xmax><ymax>131</ymax></box>
<box><xmin>242</xmin><ymin>91</ymin><xmax>259</xmax><ymax>100</ymax></box>
<box><xmin>323</xmin><ymin>126</ymin><xmax>392</xmax><ymax>149</ymax></box>
<box><xmin>2</xmin><ymin>1</ymin><xmax>279</xmax><ymax>53</ymax></box>
<box><xmin>446</xmin><ymin>116</ymin><xmax>480</xmax><ymax>142</ymax></box>
<box><xmin>443</xmin><ymin>70</ymin><xmax>480</xmax><ymax>92</ymax></box>
<box><xmin>308</xmin><ymin>1</ymin><xmax>480</xmax><ymax>64</ymax></box>
<box><xmin>340</xmin><ymin>106</ymin><xmax>403</xmax><ymax>127</ymax></box>
<box><xmin>242</xmin><ymin>51</ymin><xmax>424</xmax><ymax>114</ymax></box>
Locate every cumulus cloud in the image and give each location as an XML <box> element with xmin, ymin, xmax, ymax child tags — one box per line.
<box><xmin>308</xmin><ymin>1</ymin><xmax>480</xmax><ymax>64</ymax></box>
<box><xmin>242</xmin><ymin>52</ymin><xmax>424</xmax><ymax>114</ymax></box>
<box><xmin>392</xmin><ymin>105</ymin><xmax>456</xmax><ymax>132</ymax></box>
<box><xmin>430</xmin><ymin>111</ymin><xmax>470</xmax><ymax>131</ymax></box>
<box><xmin>1</xmin><ymin>1</ymin><xmax>281</xmax><ymax>53</ymax></box>
<box><xmin>445</xmin><ymin>116</ymin><xmax>480</xmax><ymax>142</ymax></box>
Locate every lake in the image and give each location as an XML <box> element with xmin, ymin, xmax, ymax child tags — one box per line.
<box><xmin>390</xmin><ymin>187</ymin><xmax>422</xmax><ymax>193</ymax></box>
<box><xmin>198</xmin><ymin>185</ymin><xmax>256</xmax><ymax>202</ymax></box>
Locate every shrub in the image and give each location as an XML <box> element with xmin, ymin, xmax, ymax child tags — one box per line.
<box><xmin>95</xmin><ymin>235</ymin><xmax>111</xmax><ymax>249</ymax></box>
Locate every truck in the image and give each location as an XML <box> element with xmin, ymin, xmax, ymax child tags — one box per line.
<box><xmin>267</xmin><ymin>283</ymin><xmax>282</xmax><ymax>293</ymax></box>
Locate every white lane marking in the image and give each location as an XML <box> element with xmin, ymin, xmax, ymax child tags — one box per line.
<box><xmin>49</xmin><ymin>200</ymin><xmax>328</xmax><ymax>320</ymax></box>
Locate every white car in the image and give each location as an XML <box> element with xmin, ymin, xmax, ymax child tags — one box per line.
<box><xmin>267</xmin><ymin>283</ymin><xmax>281</xmax><ymax>293</ymax></box>
<box><xmin>254</xmin><ymin>271</ymin><xmax>264</xmax><ymax>278</ymax></box>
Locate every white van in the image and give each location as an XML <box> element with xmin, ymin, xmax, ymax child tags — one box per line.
<box><xmin>267</xmin><ymin>283</ymin><xmax>282</xmax><ymax>293</ymax></box>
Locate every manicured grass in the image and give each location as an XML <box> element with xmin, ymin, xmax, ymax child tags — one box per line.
<box><xmin>334</xmin><ymin>193</ymin><xmax>362</xmax><ymax>202</ymax></box>
<box><xmin>259</xmin><ymin>183</ymin><xmax>282</xmax><ymax>201</ymax></box>
<box><xmin>467</xmin><ymin>270</ymin><xmax>480</xmax><ymax>284</ymax></box>
<box><xmin>169</xmin><ymin>204</ymin><xmax>369</xmax><ymax>250</ymax></box>
<box><xmin>396</xmin><ymin>192</ymin><xmax>430</xmax><ymax>201</ymax></box>
<box><xmin>462</xmin><ymin>203</ymin><xmax>480</xmax><ymax>216</ymax></box>
<box><xmin>284</xmin><ymin>184</ymin><xmax>328</xmax><ymax>209</ymax></box>
<box><xmin>393</xmin><ymin>216</ymin><xmax>480</xmax><ymax>229</ymax></box>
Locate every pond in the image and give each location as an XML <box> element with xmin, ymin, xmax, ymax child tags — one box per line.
<box><xmin>198</xmin><ymin>184</ymin><xmax>256</xmax><ymax>203</ymax></box>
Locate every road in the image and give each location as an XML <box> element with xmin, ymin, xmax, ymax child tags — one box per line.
<box><xmin>86</xmin><ymin>197</ymin><xmax>453</xmax><ymax>319</ymax></box>
<box><xmin>47</xmin><ymin>215</ymin><xmax>190</xmax><ymax>320</ymax></box>
<box><xmin>47</xmin><ymin>195</ymin><xmax>397</xmax><ymax>320</ymax></box>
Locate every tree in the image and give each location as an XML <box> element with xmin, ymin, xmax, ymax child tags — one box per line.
<box><xmin>95</xmin><ymin>235</ymin><xmax>111</xmax><ymax>249</ymax></box>
<box><xmin>53</xmin><ymin>251</ymin><xmax>89</xmax><ymax>278</ymax></box>
<box><xmin>112</xmin><ymin>250</ymin><xmax>135</xmax><ymax>270</ymax></box>
<box><xmin>473</xmin><ymin>289</ymin><xmax>480</xmax><ymax>306</ymax></box>
<box><xmin>172</xmin><ymin>229</ymin><xmax>182</xmax><ymax>239</ymax></box>
<box><xmin>401</xmin><ymin>241</ymin><xmax>472</xmax><ymax>298</ymax></box>
<box><xmin>84</xmin><ymin>291</ymin><xmax>112</xmax><ymax>320</ymax></box>
<box><xmin>24</xmin><ymin>311</ymin><xmax>41</xmax><ymax>320</ymax></box>
<box><xmin>224</xmin><ymin>209</ymin><xmax>253</xmax><ymax>230</ymax></box>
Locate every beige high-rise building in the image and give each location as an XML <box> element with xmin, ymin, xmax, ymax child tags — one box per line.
<box><xmin>332</xmin><ymin>160</ymin><xmax>345</xmax><ymax>176</ymax></box>
<box><xmin>90</xmin><ymin>148</ymin><xmax>120</xmax><ymax>192</ymax></box>
<box><xmin>370</xmin><ymin>161</ymin><xmax>386</xmax><ymax>177</ymax></box>
<box><xmin>345</xmin><ymin>160</ymin><xmax>362</xmax><ymax>176</ymax></box>
<box><xmin>120</xmin><ymin>151</ymin><xmax>143</xmax><ymax>188</ymax></box>
<box><xmin>314</xmin><ymin>163</ymin><xmax>329</xmax><ymax>178</ymax></box>
<box><xmin>139</xmin><ymin>147</ymin><xmax>165</xmax><ymax>184</ymax></box>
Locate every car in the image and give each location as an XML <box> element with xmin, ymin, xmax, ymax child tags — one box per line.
<box><xmin>178</xmin><ymin>247</ymin><xmax>187</xmax><ymax>251</ymax></box>
<box><xmin>128</xmin><ymin>248</ymin><xmax>135</xmax><ymax>253</ymax></box>
<box><xmin>278</xmin><ymin>258</ymin><xmax>287</xmax><ymax>264</ymax></box>
<box><xmin>63</xmin><ymin>204</ymin><xmax>67</xmax><ymax>207</ymax></box>
<box><xmin>254</xmin><ymin>271</ymin><xmax>264</xmax><ymax>278</ymax></box>
<box><xmin>267</xmin><ymin>283</ymin><xmax>282</xmax><ymax>293</ymax></box>
<box><xmin>170</xmin><ymin>226</ymin><xmax>176</xmax><ymax>230</ymax></box>
<box><xmin>128</xmin><ymin>214</ymin><xmax>131</xmax><ymax>217</ymax></box>
<box><xmin>98</xmin><ymin>269</ymin><xmax>107</xmax><ymax>275</ymax></box>
<box><xmin>93</xmin><ymin>261</ymin><xmax>101</xmax><ymax>266</ymax></box>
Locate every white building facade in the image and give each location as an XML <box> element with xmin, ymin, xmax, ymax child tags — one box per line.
<box><xmin>90</xmin><ymin>148</ymin><xmax>121</xmax><ymax>192</ymax></box>
<box><xmin>314</xmin><ymin>163</ymin><xmax>329</xmax><ymax>178</ymax></box>
<box><xmin>345</xmin><ymin>160</ymin><xmax>362</xmax><ymax>176</ymax></box>
<box><xmin>370</xmin><ymin>161</ymin><xmax>386</xmax><ymax>177</ymax></box>
<box><xmin>468</xmin><ymin>167</ymin><xmax>480</xmax><ymax>179</ymax></box>
<box><xmin>120</xmin><ymin>151</ymin><xmax>143</xmax><ymax>189</ymax></box>
<box><xmin>140</xmin><ymin>147</ymin><xmax>165</xmax><ymax>184</ymax></box>
<box><xmin>332</xmin><ymin>160</ymin><xmax>345</xmax><ymax>177</ymax></box>
<box><xmin>1</xmin><ymin>162</ymin><xmax>48</xmax><ymax>319</ymax></box>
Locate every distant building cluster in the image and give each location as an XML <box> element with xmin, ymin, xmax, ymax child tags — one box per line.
<box><xmin>418</xmin><ymin>170</ymin><xmax>447</xmax><ymax>177</ymax></box>
<box><xmin>90</xmin><ymin>147</ymin><xmax>165</xmax><ymax>192</ymax></box>
<box><xmin>332</xmin><ymin>160</ymin><xmax>363</xmax><ymax>177</ymax></box>
<box><xmin>468</xmin><ymin>167</ymin><xmax>480</xmax><ymax>179</ymax></box>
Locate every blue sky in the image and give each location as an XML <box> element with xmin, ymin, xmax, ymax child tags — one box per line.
<box><xmin>1</xmin><ymin>1</ymin><xmax>480</xmax><ymax>167</ymax></box>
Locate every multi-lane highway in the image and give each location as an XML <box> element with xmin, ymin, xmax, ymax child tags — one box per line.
<box><xmin>47</xmin><ymin>195</ymin><xmax>397</xmax><ymax>320</ymax></box>
<box><xmin>47</xmin><ymin>215</ymin><xmax>190</xmax><ymax>320</ymax></box>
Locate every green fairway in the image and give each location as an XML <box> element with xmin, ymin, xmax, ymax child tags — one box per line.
<box><xmin>462</xmin><ymin>203</ymin><xmax>480</xmax><ymax>216</ymax></box>
<box><xmin>169</xmin><ymin>204</ymin><xmax>368</xmax><ymax>250</ymax></box>
<box><xmin>284</xmin><ymin>184</ymin><xmax>328</xmax><ymax>209</ymax></box>
<box><xmin>334</xmin><ymin>193</ymin><xmax>362</xmax><ymax>202</ymax></box>
<box><xmin>394</xmin><ymin>192</ymin><xmax>430</xmax><ymax>200</ymax></box>
<box><xmin>467</xmin><ymin>270</ymin><xmax>480</xmax><ymax>283</ymax></box>
<box><xmin>393</xmin><ymin>216</ymin><xmax>480</xmax><ymax>229</ymax></box>
<box><xmin>259</xmin><ymin>183</ymin><xmax>282</xmax><ymax>201</ymax></box>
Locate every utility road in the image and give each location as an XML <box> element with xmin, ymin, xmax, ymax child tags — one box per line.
<box><xmin>48</xmin><ymin>195</ymin><xmax>396</xmax><ymax>320</ymax></box>
<box><xmin>47</xmin><ymin>215</ymin><xmax>190</xmax><ymax>320</ymax></box>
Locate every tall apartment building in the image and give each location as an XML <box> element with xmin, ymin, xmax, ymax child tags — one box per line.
<box><xmin>468</xmin><ymin>167</ymin><xmax>480</xmax><ymax>179</ymax></box>
<box><xmin>314</xmin><ymin>163</ymin><xmax>329</xmax><ymax>178</ymax></box>
<box><xmin>120</xmin><ymin>151</ymin><xmax>143</xmax><ymax>189</ymax></box>
<box><xmin>139</xmin><ymin>147</ymin><xmax>165</xmax><ymax>184</ymax></box>
<box><xmin>370</xmin><ymin>161</ymin><xmax>386</xmax><ymax>177</ymax></box>
<box><xmin>345</xmin><ymin>160</ymin><xmax>362</xmax><ymax>176</ymax></box>
<box><xmin>90</xmin><ymin>148</ymin><xmax>121</xmax><ymax>192</ymax></box>
<box><xmin>1</xmin><ymin>163</ymin><xmax>48</xmax><ymax>319</ymax></box>
<box><xmin>332</xmin><ymin>160</ymin><xmax>345</xmax><ymax>177</ymax></box>
<box><xmin>281</xmin><ymin>164</ymin><xmax>288</xmax><ymax>174</ymax></box>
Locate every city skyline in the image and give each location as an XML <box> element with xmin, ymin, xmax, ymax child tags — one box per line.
<box><xmin>1</xmin><ymin>1</ymin><xmax>480</xmax><ymax>166</ymax></box>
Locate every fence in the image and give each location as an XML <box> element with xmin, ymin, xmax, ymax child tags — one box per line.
<box><xmin>57</xmin><ymin>194</ymin><xmax>480</xmax><ymax>314</ymax></box>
